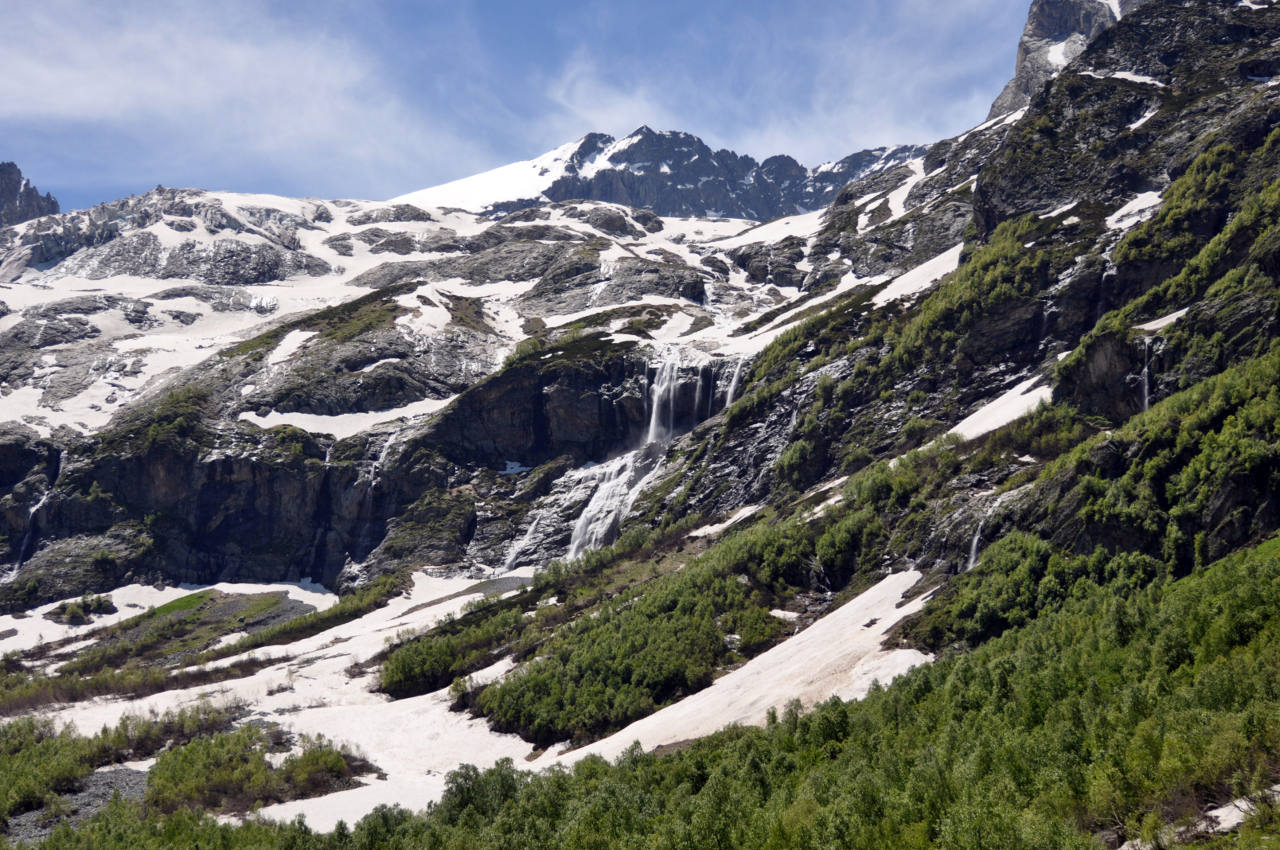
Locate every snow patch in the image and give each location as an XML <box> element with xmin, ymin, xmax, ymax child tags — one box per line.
<box><xmin>238</xmin><ymin>396</ymin><xmax>455</xmax><ymax>440</ymax></box>
<box><xmin>1106</xmin><ymin>191</ymin><xmax>1163</xmax><ymax>230</ymax></box>
<box><xmin>268</xmin><ymin>330</ymin><xmax>317</xmax><ymax>366</ymax></box>
<box><xmin>872</xmin><ymin>244</ymin><xmax>964</xmax><ymax>307</ymax></box>
<box><xmin>688</xmin><ymin>505</ymin><xmax>762</xmax><ymax>539</ymax></box>
<box><xmin>1134</xmin><ymin>307</ymin><xmax>1189</xmax><ymax>332</ymax></box>
<box><xmin>949</xmin><ymin>376</ymin><xmax>1053</xmax><ymax>441</ymax></box>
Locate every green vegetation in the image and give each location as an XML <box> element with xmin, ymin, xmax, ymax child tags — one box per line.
<box><xmin>145</xmin><ymin>727</ymin><xmax>365</xmax><ymax>814</ymax></box>
<box><xmin>0</xmin><ymin>701</ymin><xmax>240</xmax><ymax>822</ymax></box>
<box><xmin>0</xmin><ymin>591</ymin><xmax>294</xmax><ymax>715</ymax></box>
<box><xmin>43</xmin><ymin>595</ymin><xmax>115</xmax><ymax>626</ymax></box>
<box><xmin>14</xmin><ymin>535</ymin><xmax>1280</xmax><ymax>848</ymax></box>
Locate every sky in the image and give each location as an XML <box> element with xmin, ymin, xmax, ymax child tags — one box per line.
<box><xmin>1</xmin><ymin>0</ymin><xmax>1031</xmax><ymax>212</ymax></box>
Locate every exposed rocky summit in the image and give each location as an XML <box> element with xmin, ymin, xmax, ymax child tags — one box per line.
<box><xmin>397</xmin><ymin>126</ymin><xmax>926</xmax><ymax>220</ymax></box>
<box><xmin>988</xmin><ymin>0</ymin><xmax>1153</xmax><ymax>117</ymax></box>
<box><xmin>0</xmin><ymin>162</ymin><xmax>59</xmax><ymax>227</ymax></box>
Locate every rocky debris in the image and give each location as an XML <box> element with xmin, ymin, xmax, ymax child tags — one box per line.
<box><xmin>729</xmin><ymin>238</ymin><xmax>807</xmax><ymax>289</ymax></box>
<box><xmin>150</xmin><ymin>284</ymin><xmax>278</xmax><ymax>315</ymax></box>
<box><xmin>4</xmin><ymin>765</ymin><xmax>147</xmax><ymax>844</ymax></box>
<box><xmin>976</xmin><ymin>0</ymin><xmax>1280</xmax><ymax>237</ymax></box>
<box><xmin>0</xmin><ymin>162</ymin><xmax>59</xmax><ymax>227</ymax></box>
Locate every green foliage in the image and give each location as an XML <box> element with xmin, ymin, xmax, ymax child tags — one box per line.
<box><xmin>0</xmin><ymin>702</ymin><xmax>239</xmax><ymax>822</ymax></box>
<box><xmin>29</xmin><ymin>536</ymin><xmax>1280</xmax><ymax>849</ymax></box>
<box><xmin>198</xmin><ymin>574</ymin><xmax>406</xmax><ymax>664</ymax></box>
<box><xmin>891</xmin><ymin>216</ymin><xmax>1049</xmax><ymax>366</ymax></box>
<box><xmin>145</xmin><ymin>728</ymin><xmax>357</xmax><ymax>814</ymax></box>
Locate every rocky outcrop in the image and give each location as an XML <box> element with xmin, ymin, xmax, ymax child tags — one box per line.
<box><xmin>0</xmin><ymin>163</ymin><xmax>59</xmax><ymax>227</ymax></box>
<box><xmin>988</xmin><ymin>0</ymin><xmax>1154</xmax><ymax>118</ymax></box>
<box><xmin>427</xmin><ymin>126</ymin><xmax>926</xmax><ymax>220</ymax></box>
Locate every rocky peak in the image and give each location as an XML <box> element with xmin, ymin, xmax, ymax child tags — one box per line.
<box><xmin>988</xmin><ymin>0</ymin><xmax>1153</xmax><ymax>118</ymax></box>
<box><xmin>0</xmin><ymin>162</ymin><xmax>59</xmax><ymax>227</ymax></box>
<box><xmin>397</xmin><ymin>127</ymin><xmax>926</xmax><ymax>221</ymax></box>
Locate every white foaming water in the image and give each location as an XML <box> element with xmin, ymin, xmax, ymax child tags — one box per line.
<box><xmin>646</xmin><ymin>348</ymin><xmax>682</xmax><ymax>444</ymax></box>
<box><xmin>567</xmin><ymin>451</ymin><xmax>647</xmax><ymax>561</ymax></box>
<box><xmin>725</xmin><ymin>356</ymin><xmax>746</xmax><ymax>404</ymax></box>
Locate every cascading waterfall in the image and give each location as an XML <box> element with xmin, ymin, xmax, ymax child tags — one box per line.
<box><xmin>9</xmin><ymin>488</ymin><xmax>53</xmax><ymax>578</ymax></box>
<box><xmin>503</xmin><ymin>513</ymin><xmax>543</xmax><ymax>570</ymax></box>
<box><xmin>565</xmin><ymin>348</ymin><xmax>690</xmax><ymax>562</ymax></box>
<box><xmin>511</xmin><ymin>349</ymin><xmax>747</xmax><ymax>569</ymax></box>
<box><xmin>966</xmin><ymin>518</ymin><xmax>986</xmax><ymax>572</ymax></box>
<box><xmin>694</xmin><ymin>367</ymin><xmax>707</xmax><ymax>422</ymax></box>
<box><xmin>1141</xmin><ymin>336</ymin><xmax>1151</xmax><ymax>412</ymax></box>
<box><xmin>965</xmin><ymin>491</ymin><xmax>1015</xmax><ymax>571</ymax></box>
<box><xmin>567</xmin><ymin>452</ymin><xmax>644</xmax><ymax>562</ymax></box>
<box><xmin>726</xmin><ymin>357</ymin><xmax>746</xmax><ymax>404</ymax></box>
<box><xmin>646</xmin><ymin>349</ymin><xmax>682</xmax><ymax>444</ymax></box>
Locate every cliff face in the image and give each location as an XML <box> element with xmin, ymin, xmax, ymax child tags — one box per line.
<box><xmin>0</xmin><ymin>162</ymin><xmax>59</xmax><ymax>227</ymax></box>
<box><xmin>988</xmin><ymin>0</ymin><xmax>1153</xmax><ymax>117</ymax></box>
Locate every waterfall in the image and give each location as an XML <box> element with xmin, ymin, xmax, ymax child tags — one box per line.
<box><xmin>503</xmin><ymin>513</ymin><xmax>542</xmax><ymax>570</ymax></box>
<box><xmin>965</xmin><ymin>491</ymin><xmax>1016</xmax><ymax>572</ymax></box>
<box><xmin>646</xmin><ymin>349</ymin><xmax>681</xmax><ymax>444</ymax></box>
<box><xmin>694</xmin><ymin>367</ymin><xmax>707</xmax><ymax>422</ymax></box>
<box><xmin>966</xmin><ymin>518</ymin><xmax>986</xmax><ymax>572</ymax></box>
<box><xmin>10</xmin><ymin>488</ymin><xmax>54</xmax><ymax>577</ymax></box>
<box><xmin>726</xmin><ymin>357</ymin><xmax>746</xmax><ymax>405</ymax></box>
<box><xmin>567</xmin><ymin>451</ymin><xmax>645</xmax><ymax>561</ymax></box>
<box><xmin>1141</xmin><ymin>336</ymin><xmax>1151</xmax><ymax>413</ymax></box>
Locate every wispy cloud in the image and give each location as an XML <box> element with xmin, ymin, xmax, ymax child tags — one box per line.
<box><xmin>0</xmin><ymin>0</ymin><xmax>491</xmax><ymax>201</ymax></box>
<box><xmin>0</xmin><ymin>0</ymin><xmax>1030</xmax><ymax>206</ymax></box>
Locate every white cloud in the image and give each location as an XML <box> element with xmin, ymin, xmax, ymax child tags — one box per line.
<box><xmin>534</xmin><ymin>52</ymin><xmax>686</xmax><ymax>148</ymax></box>
<box><xmin>0</xmin><ymin>0</ymin><xmax>491</xmax><ymax>199</ymax></box>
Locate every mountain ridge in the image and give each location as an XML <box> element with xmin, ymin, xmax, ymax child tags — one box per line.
<box><xmin>394</xmin><ymin>126</ymin><xmax>926</xmax><ymax>220</ymax></box>
<box><xmin>0</xmin><ymin>162</ymin><xmax>59</xmax><ymax>228</ymax></box>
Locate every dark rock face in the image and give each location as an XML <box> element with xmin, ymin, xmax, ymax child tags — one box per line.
<box><xmin>0</xmin><ymin>163</ymin><xmax>59</xmax><ymax>227</ymax></box>
<box><xmin>492</xmin><ymin>127</ymin><xmax>926</xmax><ymax>220</ymax></box>
<box><xmin>988</xmin><ymin>0</ymin><xmax>1154</xmax><ymax>118</ymax></box>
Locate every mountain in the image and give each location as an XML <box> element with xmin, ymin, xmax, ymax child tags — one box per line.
<box><xmin>6</xmin><ymin>0</ymin><xmax>1280</xmax><ymax>846</ymax></box>
<box><xmin>393</xmin><ymin>126</ymin><xmax>926</xmax><ymax>219</ymax></box>
<box><xmin>0</xmin><ymin>162</ymin><xmax>59</xmax><ymax>227</ymax></box>
<box><xmin>988</xmin><ymin>0</ymin><xmax>1153</xmax><ymax>117</ymax></box>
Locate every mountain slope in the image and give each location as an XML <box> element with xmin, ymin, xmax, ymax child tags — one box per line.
<box><xmin>5</xmin><ymin>0</ymin><xmax>1280</xmax><ymax>845</ymax></box>
<box><xmin>393</xmin><ymin>126</ymin><xmax>925</xmax><ymax>219</ymax></box>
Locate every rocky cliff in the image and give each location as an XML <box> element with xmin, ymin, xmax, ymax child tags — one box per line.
<box><xmin>0</xmin><ymin>163</ymin><xmax>59</xmax><ymax>227</ymax></box>
<box><xmin>988</xmin><ymin>0</ymin><xmax>1153</xmax><ymax>117</ymax></box>
<box><xmin>395</xmin><ymin>126</ymin><xmax>926</xmax><ymax>219</ymax></box>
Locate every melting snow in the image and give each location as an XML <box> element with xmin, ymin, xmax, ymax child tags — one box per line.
<box><xmin>268</xmin><ymin>330</ymin><xmax>318</xmax><ymax>366</ymax></box>
<box><xmin>949</xmin><ymin>376</ymin><xmax>1053</xmax><ymax>441</ymax></box>
<box><xmin>238</xmin><ymin>395</ymin><xmax>455</xmax><ymax>440</ymax></box>
<box><xmin>1046</xmin><ymin>39</ymin><xmax>1071</xmax><ymax>69</ymax></box>
<box><xmin>1134</xmin><ymin>307</ymin><xmax>1190</xmax><ymax>332</ymax></box>
<box><xmin>688</xmin><ymin>504</ymin><xmax>763</xmax><ymax>539</ymax></box>
<box><xmin>1128</xmin><ymin>105</ymin><xmax>1160</xmax><ymax>131</ymax></box>
<box><xmin>872</xmin><ymin>244</ymin><xmax>964</xmax><ymax>307</ymax></box>
<box><xmin>1039</xmin><ymin>200</ymin><xmax>1078</xmax><ymax>220</ymax></box>
<box><xmin>1106</xmin><ymin>191</ymin><xmax>1163</xmax><ymax>230</ymax></box>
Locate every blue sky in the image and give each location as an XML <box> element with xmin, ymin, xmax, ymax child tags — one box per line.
<box><xmin>2</xmin><ymin>0</ymin><xmax>1030</xmax><ymax>211</ymax></box>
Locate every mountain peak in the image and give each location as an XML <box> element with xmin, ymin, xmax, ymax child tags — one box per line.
<box><xmin>0</xmin><ymin>162</ymin><xmax>59</xmax><ymax>226</ymax></box>
<box><xmin>988</xmin><ymin>0</ymin><xmax>1153</xmax><ymax>118</ymax></box>
<box><xmin>394</xmin><ymin>130</ymin><xmax>925</xmax><ymax>220</ymax></box>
